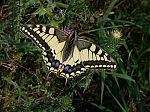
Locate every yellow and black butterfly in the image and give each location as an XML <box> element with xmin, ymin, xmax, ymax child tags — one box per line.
<box><xmin>21</xmin><ymin>24</ymin><xmax>116</xmax><ymax>79</ymax></box>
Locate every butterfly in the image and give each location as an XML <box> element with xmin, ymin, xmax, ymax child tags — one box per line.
<box><xmin>20</xmin><ymin>24</ymin><xmax>116</xmax><ymax>79</ymax></box>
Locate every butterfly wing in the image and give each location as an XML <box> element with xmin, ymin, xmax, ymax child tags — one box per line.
<box><xmin>77</xmin><ymin>38</ymin><xmax>116</xmax><ymax>69</ymax></box>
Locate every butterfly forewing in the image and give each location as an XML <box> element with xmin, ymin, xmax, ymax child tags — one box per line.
<box><xmin>21</xmin><ymin>24</ymin><xmax>116</xmax><ymax>79</ymax></box>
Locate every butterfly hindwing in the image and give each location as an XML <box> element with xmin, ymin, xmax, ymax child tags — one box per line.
<box><xmin>77</xmin><ymin>39</ymin><xmax>116</xmax><ymax>69</ymax></box>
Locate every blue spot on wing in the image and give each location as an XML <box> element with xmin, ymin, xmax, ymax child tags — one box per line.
<box><xmin>55</xmin><ymin>61</ymin><xmax>60</xmax><ymax>67</ymax></box>
<box><xmin>51</xmin><ymin>60</ymin><xmax>60</xmax><ymax>69</ymax></box>
<box><xmin>64</xmin><ymin>65</ymin><xmax>70</xmax><ymax>72</ymax></box>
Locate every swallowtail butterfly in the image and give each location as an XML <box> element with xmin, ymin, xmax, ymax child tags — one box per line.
<box><xmin>21</xmin><ymin>24</ymin><xmax>116</xmax><ymax>79</ymax></box>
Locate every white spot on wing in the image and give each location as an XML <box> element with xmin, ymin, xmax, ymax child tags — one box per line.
<box><xmin>30</xmin><ymin>35</ymin><xmax>34</xmax><ymax>38</ymax></box>
<box><xmin>81</xmin><ymin>68</ymin><xmax>86</xmax><ymax>71</ymax></box>
<box><xmin>76</xmin><ymin>71</ymin><xmax>81</xmax><ymax>74</ymax></box>
<box><xmin>50</xmin><ymin>67</ymin><xmax>54</xmax><ymax>71</ymax></box>
<box><xmin>44</xmin><ymin>57</ymin><xmax>48</xmax><ymax>62</ymax></box>
<box><xmin>24</xmin><ymin>30</ymin><xmax>28</xmax><ymax>32</ymax></box>
<box><xmin>70</xmin><ymin>72</ymin><xmax>75</xmax><ymax>76</ymax></box>
<box><xmin>27</xmin><ymin>32</ymin><xmax>30</xmax><ymax>35</ymax></box>
<box><xmin>91</xmin><ymin>65</ymin><xmax>95</xmax><ymax>68</ymax></box>
<box><xmin>36</xmin><ymin>40</ymin><xmax>39</xmax><ymax>44</ymax></box>
<box><xmin>36</xmin><ymin>25</ymin><xmax>40</xmax><ymax>27</ymax></box>
<box><xmin>97</xmin><ymin>49</ymin><xmax>102</xmax><ymax>55</ymax></box>
<box><xmin>90</xmin><ymin>44</ymin><xmax>96</xmax><ymax>52</ymax></box>
<box><xmin>42</xmin><ymin>51</ymin><xmax>47</xmax><ymax>56</ymax></box>
<box><xmin>103</xmin><ymin>65</ymin><xmax>106</xmax><ymax>67</ymax></box>
<box><xmin>39</xmin><ymin>43</ymin><xmax>42</xmax><ymax>47</ymax></box>
<box><xmin>42</xmin><ymin>26</ymin><xmax>46</xmax><ymax>32</ymax></box>
<box><xmin>95</xmin><ymin>65</ymin><xmax>99</xmax><ymax>68</ymax></box>
<box><xmin>101</xmin><ymin>57</ymin><xmax>104</xmax><ymax>60</ymax></box>
<box><xmin>107</xmin><ymin>65</ymin><xmax>110</xmax><ymax>67</ymax></box>
<box><xmin>85</xmin><ymin>65</ymin><xmax>90</xmax><ymax>68</ymax></box>
<box><xmin>54</xmin><ymin>69</ymin><xmax>58</xmax><ymax>72</ymax></box>
<box><xmin>33</xmin><ymin>28</ymin><xmax>39</xmax><ymax>32</ymax></box>
<box><xmin>49</xmin><ymin>28</ymin><xmax>54</xmax><ymax>34</ymax></box>
<box><xmin>105</xmin><ymin>53</ymin><xmax>108</xmax><ymax>56</ymax></box>
<box><xmin>104</xmin><ymin>55</ymin><xmax>108</xmax><ymax>61</ymax></box>
<box><xmin>33</xmin><ymin>37</ymin><xmax>36</xmax><ymax>40</ymax></box>
<box><xmin>47</xmin><ymin>62</ymin><xmax>51</xmax><ymax>67</ymax></box>
<box><xmin>22</xmin><ymin>27</ymin><xmax>25</xmax><ymax>30</ymax></box>
<box><xmin>42</xmin><ymin>47</ymin><xmax>46</xmax><ymax>50</ymax></box>
<box><xmin>99</xmin><ymin>65</ymin><xmax>102</xmax><ymax>67</ymax></box>
<box><xmin>36</xmin><ymin>30</ymin><xmax>41</xmax><ymax>34</ymax></box>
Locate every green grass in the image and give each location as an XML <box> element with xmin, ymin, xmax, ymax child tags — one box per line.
<box><xmin>0</xmin><ymin>0</ymin><xmax>150</xmax><ymax>111</ymax></box>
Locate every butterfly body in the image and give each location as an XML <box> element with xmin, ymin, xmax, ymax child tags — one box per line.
<box><xmin>21</xmin><ymin>24</ymin><xmax>116</xmax><ymax>78</ymax></box>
